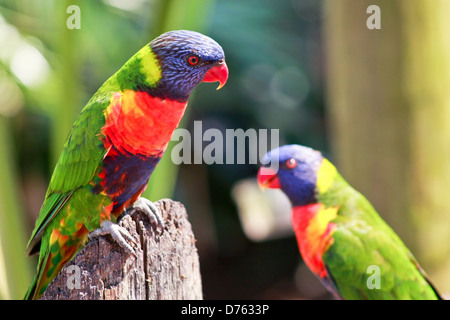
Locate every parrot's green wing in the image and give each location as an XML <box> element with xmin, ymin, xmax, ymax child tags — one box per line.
<box><xmin>322</xmin><ymin>191</ymin><xmax>441</xmax><ymax>300</ymax></box>
<box><xmin>26</xmin><ymin>93</ymin><xmax>112</xmax><ymax>255</ymax></box>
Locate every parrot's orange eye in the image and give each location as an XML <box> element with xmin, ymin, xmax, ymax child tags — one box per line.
<box><xmin>285</xmin><ymin>158</ymin><xmax>297</xmax><ymax>169</ymax></box>
<box><xmin>188</xmin><ymin>56</ymin><xmax>199</xmax><ymax>66</ymax></box>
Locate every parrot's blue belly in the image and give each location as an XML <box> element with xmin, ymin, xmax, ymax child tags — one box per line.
<box><xmin>92</xmin><ymin>147</ymin><xmax>162</xmax><ymax>213</ymax></box>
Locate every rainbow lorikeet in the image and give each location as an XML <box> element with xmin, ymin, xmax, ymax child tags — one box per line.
<box><xmin>24</xmin><ymin>30</ymin><xmax>228</xmax><ymax>300</ymax></box>
<box><xmin>257</xmin><ymin>144</ymin><xmax>442</xmax><ymax>300</ymax></box>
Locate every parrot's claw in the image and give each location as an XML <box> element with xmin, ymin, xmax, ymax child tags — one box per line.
<box><xmin>128</xmin><ymin>197</ymin><xmax>165</xmax><ymax>234</ymax></box>
<box><xmin>89</xmin><ymin>220</ymin><xmax>137</xmax><ymax>256</ymax></box>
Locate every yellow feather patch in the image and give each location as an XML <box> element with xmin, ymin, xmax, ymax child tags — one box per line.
<box><xmin>137</xmin><ymin>46</ymin><xmax>162</xmax><ymax>86</ymax></box>
<box><xmin>316</xmin><ymin>158</ymin><xmax>337</xmax><ymax>193</ymax></box>
<box><xmin>49</xmin><ymin>229</ymin><xmax>59</xmax><ymax>245</ymax></box>
<box><xmin>120</xmin><ymin>90</ymin><xmax>139</xmax><ymax>115</ymax></box>
<box><xmin>307</xmin><ymin>206</ymin><xmax>338</xmax><ymax>241</ymax></box>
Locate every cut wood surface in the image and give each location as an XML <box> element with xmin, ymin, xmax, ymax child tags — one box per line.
<box><xmin>41</xmin><ymin>199</ymin><xmax>202</xmax><ymax>300</ymax></box>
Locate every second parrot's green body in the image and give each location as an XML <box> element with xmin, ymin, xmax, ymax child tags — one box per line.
<box><xmin>258</xmin><ymin>145</ymin><xmax>442</xmax><ymax>300</ymax></box>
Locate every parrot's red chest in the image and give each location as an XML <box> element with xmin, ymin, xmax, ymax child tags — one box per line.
<box><xmin>101</xmin><ymin>90</ymin><xmax>187</xmax><ymax>156</ymax></box>
<box><xmin>292</xmin><ymin>203</ymin><xmax>337</xmax><ymax>279</ymax></box>
<box><xmin>95</xmin><ymin>90</ymin><xmax>187</xmax><ymax>216</ymax></box>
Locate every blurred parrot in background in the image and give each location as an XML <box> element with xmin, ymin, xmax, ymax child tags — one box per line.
<box><xmin>24</xmin><ymin>30</ymin><xmax>228</xmax><ymax>300</ymax></box>
<box><xmin>257</xmin><ymin>144</ymin><xmax>442</xmax><ymax>300</ymax></box>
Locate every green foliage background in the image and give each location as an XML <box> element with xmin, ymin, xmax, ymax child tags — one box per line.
<box><xmin>2</xmin><ymin>0</ymin><xmax>448</xmax><ymax>300</ymax></box>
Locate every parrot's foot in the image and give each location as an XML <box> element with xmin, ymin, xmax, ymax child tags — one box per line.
<box><xmin>128</xmin><ymin>197</ymin><xmax>164</xmax><ymax>234</ymax></box>
<box><xmin>89</xmin><ymin>220</ymin><xmax>137</xmax><ymax>255</ymax></box>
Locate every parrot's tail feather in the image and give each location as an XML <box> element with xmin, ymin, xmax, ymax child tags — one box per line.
<box><xmin>424</xmin><ymin>277</ymin><xmax>443</xmax><ymax>300</ymax></box>
<box><xmin>24</xmin><ymin>226</ymin><xmax>89</xmax><ymax>300</ymax></box>
<box><xmin>24</xmin><ymin>246</ymin><xmax>82</xmax><ymax>300</ymax></box>
<box><xmin>24</xmin><ymin>275</ymin><xmax>38</xmax><ymax>300</ymax></box>
<box><xmin>24</xmin><ymin>248</ymin><xmax>49</xmax><ymax>300</ymax></box>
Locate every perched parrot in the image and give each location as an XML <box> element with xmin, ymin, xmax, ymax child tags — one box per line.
<box><xmin>24</xmin><ymin>30</ymin><xmax>228</xmax><ymax>300</ymax></box>
<box><xmin>257</xmin><ymin>144</ymin><xmax>442</xmax><ymax>300</ymax></box>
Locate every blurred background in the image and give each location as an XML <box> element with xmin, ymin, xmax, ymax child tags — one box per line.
<box><xmin>1</xmin><ymin>0</ymin><xmax>450</xmax><ymax>299</ymax></box>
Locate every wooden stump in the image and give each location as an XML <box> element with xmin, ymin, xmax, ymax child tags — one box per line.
<box><xmin>41</xmin><ymin>199</ymin><xmax>203</xmax><ymax>300</ymax></box>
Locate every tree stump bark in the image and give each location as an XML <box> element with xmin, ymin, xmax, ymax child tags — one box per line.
<box><xmin>41</xmin><ymin>199</ymin><xmax>203</xmax><ymax>300</ymax></box>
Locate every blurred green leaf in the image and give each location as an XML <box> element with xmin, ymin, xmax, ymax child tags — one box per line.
<box><xmin>0</xmin><ymin>116</ymin><xmax>32</xmax><ymax>299</ymax></box>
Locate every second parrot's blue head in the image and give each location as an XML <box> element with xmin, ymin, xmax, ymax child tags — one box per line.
<box><xmin>257</xmin><ymin>144</ymin><xmax>324</xmax><ymax>207</ymax></box>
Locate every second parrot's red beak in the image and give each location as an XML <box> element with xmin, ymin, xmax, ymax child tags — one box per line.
<box><xmin>203</xmin><ymin>60</ymin><xmax>229</xmax><ymax>90</ymax></box>
<box><xmin>257</xmin><ymin>167</ymin><xmax>281</xmax><ymax>190</ymax></box>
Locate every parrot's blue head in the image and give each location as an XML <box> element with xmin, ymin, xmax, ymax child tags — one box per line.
<box><xmin>149</xmin><ymin>30</ymin><xmax>228</xmax><ymax>101</ymax></box>
<box><xmin>257</xmin><ymin>144</ymin><xmax>323</xmax><ymax>207</ymax></box>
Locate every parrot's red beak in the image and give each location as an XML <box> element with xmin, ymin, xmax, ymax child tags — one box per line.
<box><xmin>257</xmin><ymin>167</ymin><xmax>281</xmax><ymax>190</ymax></box>
<box><xmin>203</xmin><ymin>60</ymin><xmax>229</xmax><ymax>90</ymax></box>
